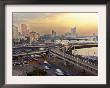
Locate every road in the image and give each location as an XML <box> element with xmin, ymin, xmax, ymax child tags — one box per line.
<box><xmin>49</xmin><ymin>48</ymin><xmax>98</xmax><ymax>75</ymax></box>
<box><xmin>12</xmin><ymin>59</ymin><xmax>75</xmax><ymax>76</ymax></box>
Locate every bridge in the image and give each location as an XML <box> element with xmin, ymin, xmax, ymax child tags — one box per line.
<box><xmin>13</xmin><ymin>43</ymin><xmax>98</xmax><ymax>50</ymax></box>
<box><xmin>13</xmin><ymin>50</ymin><xmax>48</xmax><ymax>57</ymax></box>
<box><xmin>49</xmin><ymin>48</ymin><xmax>98</xmax><ymax>75</ymax></box>
<box><xmin>13</xmin><ymin>44</ymin><xmax>58</xmax><ymax>49</ymax></box>
<box><xmin>12</xmin><ymin>44</ymin><xmax>98</xmax><ymax>75</ymax></box>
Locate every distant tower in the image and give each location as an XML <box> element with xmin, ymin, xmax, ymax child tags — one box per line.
<box><xmin>51</xmin><ymin>30</ymin><xmax>56</xmax><ymax>41</ymax></box>
<box><xmin>52</xmin><ymin>30</ymin><xmax>56</xmax><ymax>36</ymax></box>
<box><xmin>71</xmin><ymin>26</ymin><xmax>76</xmax><ymax>38</ymax></box>
<box><xmin>52</xmin><ymin>30</ymin><xmax>56</xmax><ymax>37</ymax></box>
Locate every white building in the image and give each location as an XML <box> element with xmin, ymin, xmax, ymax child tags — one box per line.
<box><xmin>71</xmin><ymin>26</ymin><xmax>76</xmax><ymax>37</ymax></box>
<box><xmin>30</xmin><ymin>32</ymin><xmax>40</xmax><ymax>44</ymax></box>
<box><xmin>12</xmin><ymin>25</ymin><xmax>19</xmax><ymax>40</ymax></box>
<box><xmin>64</xmin><ymin>27</ymin><xmax>77</xmax><ymax>38</ymax></box>
<box><xmin>18</xmin><ymin>32</ymin><xmax>26</xmax><ymax>40</ymax></box>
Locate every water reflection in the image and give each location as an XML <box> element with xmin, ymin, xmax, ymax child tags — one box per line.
<box><xmin>72</xmin><ymin>47</ymin><xmax>98</xmax><ymax>57</ymax></box>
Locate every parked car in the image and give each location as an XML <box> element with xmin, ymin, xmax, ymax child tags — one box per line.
<box><xmin>55</xmin><ymin>69</ymin><xmax>64</xmax><ymax>76</ymax></box>
<box><xmin>44</xmin><ymin>66</ymin><xmax>50</xmax><ymax>70</ymax></box>
<box><xmin>23</xmin><ymin>61</ymin><xmax>28</xmax><ymax>64</ymax></box>
<box><xmin>13</xmin><ymin>62</ymin><xmax>22</xmax><ymax>66</ymax></box>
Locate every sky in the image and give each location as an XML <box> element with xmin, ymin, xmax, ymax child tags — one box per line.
<box><xmin>13</xmin><ymin>12</ymin><xmax>98</xmax><ymax>36</ymax></box>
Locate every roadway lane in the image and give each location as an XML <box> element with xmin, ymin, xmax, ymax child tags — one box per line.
<box><xmin>49</xmin><ymin>48</ymin><xmax>98</xmax><ymax>75</ymax></box>
<box><xmin>12</xmin><ymin>59</ymin><xmax>75</xmax><ymax>76</ymax></box>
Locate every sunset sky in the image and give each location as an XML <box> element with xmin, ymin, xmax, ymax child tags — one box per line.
<box><xmin>13</xmin><ymin>12</ymin><xmax>98</xmax><ymax>36</ymax></box>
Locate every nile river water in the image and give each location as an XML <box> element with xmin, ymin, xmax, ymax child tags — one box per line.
<box><xmin>72</xmin><ymin>47</ymin><xmax>98</xmax><ymax>57</ymax></box>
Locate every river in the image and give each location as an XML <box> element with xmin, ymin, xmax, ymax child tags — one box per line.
<box><xmin>72</xmin><ymin>47</ymin><xmax>98</xmax><ymax>57</ymax></box>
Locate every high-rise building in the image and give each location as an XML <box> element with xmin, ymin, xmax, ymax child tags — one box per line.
<box><xmin>36</xmin><ymin>33</ymin><xmax>40</xmax><ymax>40</ymax></box>
<box><xmin>51</xmin><ymin>30</ymin><xmax>56</xmax><ymax>38</ymax></box>
<box><xmin>26</xmin><ymin>29</ymin><xmax>30</xmax><ymax>37</ymax></box>
<box><xmin>12</xmin><ymin>25</ymin><xmax>19</xmax><ymax>40</ymax></box>
<box><xmin>71</xmin><ymin>26</ymin><xmax>76</xmax><ymax>37</ymax></box>
<box><xmin>64</xmin><ymin>27</ymin><xmax>77</xmax><ymax>38</ymax></box>
<box><xmin>51</xmin><ymin>30</ymin><xmax>56</xmax><ymax>42</ymax></box>
<box><xmin>30</xmin><ymin>32</ymin><xmax>36</xmax><ymax>41</ymax></box>
<box><xmin>21</xmin><ymin>24</ymin><xmax>27</xmax><ymax>36</ymax></box>
<box><xmin>18</xmin><ymin>32</ymin><xmax>25</xmax><ymax>40</ymax></box>
<box><xmin>30</xmin><ymin>32</ymin><xmax>40</xmax><ymax>44</ymax></box>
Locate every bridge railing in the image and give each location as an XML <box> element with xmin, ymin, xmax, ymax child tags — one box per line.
<box><xmin>50</xmin><ymin>49</ymin><xmax>98</xmax><ymax>75</ymax></box>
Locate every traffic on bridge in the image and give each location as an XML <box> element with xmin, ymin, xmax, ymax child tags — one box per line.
<box><xmin>13</xmin><ymin>42</ymin><xmax>98</xmax><ymax>76</ymax></box>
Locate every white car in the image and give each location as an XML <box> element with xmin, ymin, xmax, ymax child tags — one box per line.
<box><xmin>31</xmin><ymin>55</ymin><xmax>34</xmax><ymax>57</ymax></box>
<box><xmin>44</xmin><ymin>66</ymin><xmax>50</xmax><ymax>70</ymax></box>
<box><xmin>23</xmin><ymin>61</ymin><xmax>28</xmax><ymax>64</ymax></box>
<box><xmin>44</xmin><ymin>60</ymin><xmax>48</xmax><ymax>64</ymax></box>
<box><xmin>34</xmin><ymin>58</ymin><xmax>39</xmax><ymax>61</ymax></box>
<box><xmin>55</xmin><ymin>69</ymin><xmax>64</xmax><ymax>76</ymax></box>
<box><xmin>35</xmin><ymin>55</ymin><xmax>41</xmax><ymax>57</ymax></box>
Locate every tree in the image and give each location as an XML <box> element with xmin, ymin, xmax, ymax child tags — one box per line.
<box><xmin>27</xmin><ymin>68</ymin><xmax>47</xmax><ymax>76</ymax></box>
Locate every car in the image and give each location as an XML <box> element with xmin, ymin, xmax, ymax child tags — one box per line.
<box><xmin>55</xmin><ymin>69</ymin><xmax>64</xmax><ymax>76</ymax></box>
<box><xmin>45</xmin><ymin>64</ymin><xmax>51</xmax><ymax>68</ymax></box>
<box><xmin>34</xmin><ymin>58</ymin><xmax>39</xmax><ymax>61</ymax></box>
<box><xmin>43</xmin><ymin>61</ymin><xmax>51</xmax><ymax>66</ymax></box>
<box><xmin>35</xmin><ymin>55</ymin><xmax>41</xmax><ymax>57</ymax></box>
<box><xmin>23</xmin><ymin>61</ymin><xmax>28</xmax><ymax>64</ymax></box>
<box><xmin>39</xmin><ymin>48</ymin><xmax>45</xmax><ymax>51</ymax></box>
<box><xmin>44</xmin><ymin>66</ymin><xmax>50</xmax><ymax>70</ymax></box>
<box><xmin>14</xmin><ymin>62</ymin><xmax>21</xmax><ymax>65</ymax></box>
<box><xmin>31</xmin><ymin>55</ymin><xmax>34</xmax><ymax>57</ymax></box>
<box><xmin>44</xmin><ymin>60</ymin><xmax>48</xmax><ymax>64</ymax></box>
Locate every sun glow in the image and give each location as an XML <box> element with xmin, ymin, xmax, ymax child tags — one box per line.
<box><xmin>14</xmin><ymin>13</ymin><xmax>98</xmax><ymax>35</ymax></box>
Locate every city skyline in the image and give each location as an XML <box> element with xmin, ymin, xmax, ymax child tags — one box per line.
<box><xmin>13</xmin><ymin>13</ymin><xmax>98</xmax><ymax>36</ymax></box>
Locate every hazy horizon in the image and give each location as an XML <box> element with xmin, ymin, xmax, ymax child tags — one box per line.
<box><xmin>13</xmin><ymin>12</ymin><xmax>98</xmax><ymax>36</ymax></box>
